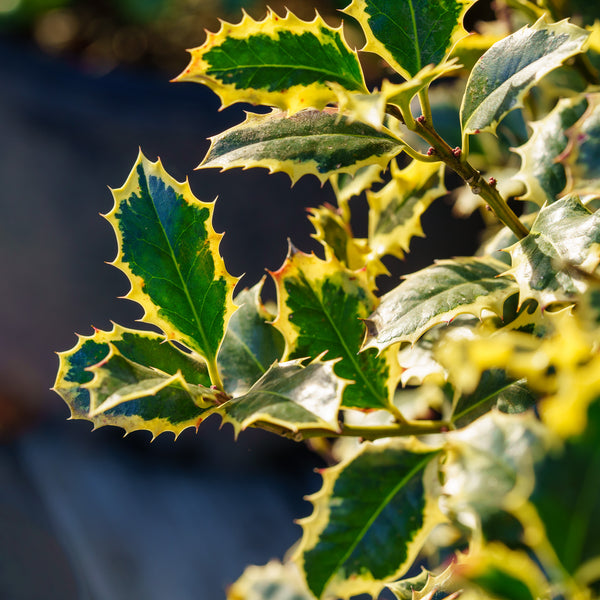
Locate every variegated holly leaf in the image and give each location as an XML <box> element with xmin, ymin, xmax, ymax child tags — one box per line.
<box><xmin>363</xmin><ymin>257</ymin><xmax>518</xmax><ymax>351</ymax></box>
<box><xmin>343</xmin><ymin>0</ymin><xmax>475</xmax><ymax>80</ymax></box>
<box><xmin>198</xmin><ymin>109</ymin><xmax>404</xmax><ymax>184</ymax></box>
<box><xmin>330</xmin><ymin>165</ymin><xmax>384</xmax><ymax>219</ymax></box>
<box><xmin>505</xmin><ymin>195</ymin><xmax>600</xmax><ymax>307</ymax></box>
<box><xmin>455</xmin><ymin>544</ymin><xmax>548</xmax><ymax>600</ymax></box>
<box><xmin>210</xmin><ymin>358</ymin><xmax>344</xmax><ymax>439</ymax></box>
<box><xmin>440</xmin><ymin>411</ymin><xmax>548</xmax><ymax>532</ymax></box>
<box><xmin>559</xmin><ymin>92</ymin><xmax>600</xmax><ymax>197</ymax></box>
<box><xmin>53</xmin><ymin>324</ymin><xmax>214</xmax><ymax>438</ymax></box>
<box><xmin>218</xmin><ymin>279</ymin><xmax>284</xmax><ymax>397</ymax></box>
<box><xmin>174</xmin><ymin>10</ymin><xmax>366</xmax><ymax>114</ymax></box>
<box><xmin>296</xmin><ymin>439</ymin><xmax>444</xmax><ymax>599</ymax></box>
<box><xmin>514</xmin><ymin>95</ymin><xmax>588</xmax><ymax>205</ymax></box>
<box><xmin>461</xmin><ymin>19</ymin><xmax>589</xmax><ymax>135</ymax></box>
<box><xmin>84</xmin><ymin>344</ymin><xmax>218</xmax><ymax>418</ymax></box>
<box><xmin>227</xmin><ymin>560</ymin><xmax>313</xmax><ymax>600</ymax></box>
<box><xmin>387</xmin><ymin>564</ymin><xmax>456</xmax><ymax>600</ymax></box>
<box><xmin>451</xmin><ymin>371</ymin><xmax>537</xmax><ymax>429</ymax></box>
<box><xmin>271</xmin><ymin>250</ymin><xmax>402</xmax><ymax>411</ymax></box>
<box><xmin>107</xmin><ymin>151</ymin><xmax>237</xmax><ymax>382</ymax></box>
<box><xmin>367</xmin><ymin>159</ymin><xmax>447</xmax><ymax>260</ymax></box>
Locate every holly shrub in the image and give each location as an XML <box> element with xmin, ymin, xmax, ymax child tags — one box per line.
<box><xmin>53</xmin><ymin>0</ymin><xmax>600</xmax><ymax>598</ymax></box>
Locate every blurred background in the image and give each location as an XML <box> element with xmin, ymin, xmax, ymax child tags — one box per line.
<box><xmin>0</xmin><ymin>1</ymin><xmax>485</xmax><ymax>598</ymax></box>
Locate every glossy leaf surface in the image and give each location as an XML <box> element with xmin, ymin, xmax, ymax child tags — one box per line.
<box><xmin>175</xmin><ymin>10</ymin><xmax>366</xmax><ymax>113</ymax></box>
<box><xmin>344</xmin><ymin>0</ymin><xmax>474</xmax><ymax>79</ymax></box>
<box><xmin>53</xmin><ymin>325</ymin><xmax>213</xmax><ymax>437</ymax></box>
<box><xmin>107</xmin><ymin>151</ymin><xmax>237</xmax><ymax>364</ymax></box>
<box><xmin>199</xmin><ymin>109</ymin><xmax>403</xmax><ymax>184</ymax></box>
<box><xmin>218</xmin><ymin>280</ymin><xmax>284</xmax><ymax>396</ymax></box>
<box><xmin>461</xmin><ymin>19</ymin><xmax>589</xmax><ymax>134</ymax></box>
<box><xmin>506</xmin><ymin>195</ymin><xmax>600</xmax><ymax>307</ymax></box>
<box><xmin>514</xmin><ymin>95</ymin><xmax>587</xmax><ymax>205</ymax></box>
<box><xmin>272</xmin><ymin>251</ymin><xmax>400</xmax><ymax>410</ymax></box>
<box><xmin>297</xmin><ymin>439</ymin><xmax>443</xmax><ymax>598</ymax></box>
<box><xmin>213</xmin><ymin>359</ymin><xmax>344</xmax><ymax>438</ymax></box>
<box><xmin>363</xmin><ymin>257</ymin><xmax>518</xmax><ymax>350</ymax></box>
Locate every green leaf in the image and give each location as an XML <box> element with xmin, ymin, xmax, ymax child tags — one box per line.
<box><xmin>53</xmin><ymin>324</ymin><xmax>214</xmax><ymax>438</ymax></box>
<box><xmin>559</xmin><ymin>92</ymin><xmax>600</xmax><ymax>197</ymax></box>
<box><xmin>227</xmin><ymin>560</ymin><xmax>313</xmax><ymax>600</ymax></box>
<box><xmin>461</xmin><ymin>18</ymin><xmax>589</xmax><ymax>135</ymax></box>
<box><xmin>218</xmin><ymin>279</ymin><xmax>285</xmax><ymax>397</ymax></box>
<box><xmin>198</xmin><ymin>108</ymin><xmax>404</xmax><ymax>184</ymax></box>
<box><xmin>531</xmin><ymin>399</ymin><xmax>600</xmax><ymax>578</ymax></box>
<box><xmin>296</xmin><ymin>439</ymin><xmax>444</xmax><ymax>599</ymax></box>
<box><xmin>272</xmin><ymin>250</ymin><xmax>402</xmax><ymax>411</ymax></box>
<box><xmin>343</xmin><ymin>0</ymin><xmax>475</xmax><ymax>79</ymax></box>
<box><xmin>107</xmin><ymin>151</ymin><xmax>238</xmax><ymax>372</ymax></box>
<box><xmin>367</xmin><ymin>159</ymin><xmax>447</xmax><ymax>260</ymax></box>
<box><xmin>363</xmin><ymin>257</ymin><xmax>518</xmax><ymax>350</ymax></box>
<box><xmin>451</xmin><ymin>371</ymin><xmax>537</xmax><ymax>429</ymax></box>
<box><xmin>174</xmin><ymin>10</ymin><xmax>366</xmax><ymax>114</ymax></box>
<box><xmin>441</xmin><ymin>412</ymin><xmax>548</xmax><ymax>532</ymax></box>
<box><xmin>212</xmin><ymin>358</ymin><xmax>344</xmax><ymax>439</ymax></box>
<box><xmin>505</xmin><ymin>195</ymin><xmax>600</xmax><ymax>307</ymax></box>
<box><xmin>85</xmin><ymin>344</ymin><xmax>218</xmax><ymax>418</ymax></box>
<box><xmin>514</xmin><ymin>94</ymin><xmax>588</xmax><ymax>205</ymax></box>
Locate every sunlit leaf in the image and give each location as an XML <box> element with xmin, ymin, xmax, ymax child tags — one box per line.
<box><xmin>272</xmin><ymin>250</ymin><xmax>401</xmax><ymax>410</ymax></box>
<box><xmin>198</xmin><ymin>108</ymin><xmax>404</xmax><ymax>184</ymax></box>
<box><xmin>296</xmin><ymin>439</ymin><xmax>444</xmax><ymax>599</ymax></box>
<box><xmin>344</xmin><ymin>0</ymin><xmax>475</xmax><ymax>79</ymax></box>
<box><xmin>461</xmin><ymin>19</ymin><xmax>589</xmax><ymax>135</ymax></box>
<box><xmin>363</xmin><ymin>257</ymin><xmax>518</xmax><ymax>350</ymax></box>
<box><xmin>107</xmin><ymin>151</ymin><xmax>237</xmax><ymax>367</ymax></box>
<box><xmin>174</xmin><ymin>9</ymin><xmax>366</xmax><ymax>114</ymax></box>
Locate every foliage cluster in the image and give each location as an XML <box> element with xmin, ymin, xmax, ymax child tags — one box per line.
<box><xmin>53</xmin><ymin>0</ymin><xmax>600</xmax><ymax>598</ymax></box>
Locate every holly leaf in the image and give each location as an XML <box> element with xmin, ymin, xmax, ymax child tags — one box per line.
<box><xmin>107</xmin><ymin>151</ymin><xmax>237</xmax><ymax>371</ymax></box>
<box><xmin>198</xmin><ymin>108</ymin><xmax>404</xmax><ymax>184</ymax></box>
<box><xmin>343</xmin><ymin>0</ymin><xmax>475</xmax><ymax>80</ymax></box>
<box><xmin>174</xmin><ymin>9</ymin><xmax>366</xmax><ymax>114</ymax></box>
<box><xmin>368</xmin><ymin>159</ymin><xmax>447</xmax><ymax>260</ymax></box>
<box><xmin>296</xmin><ymin>439</ymin><xmax>444</xmax><ymax>599</ymax></box>
<box><xmin>461</xmin><ymin>19</ymin><xmax>589</xmax><ymax>135</ymax></box>
<box><xmin>212</xmin><ymin>358</ymin><xmax>345</xmax><ymax>439</ymax></box>
<box><xmin>387</xmin><ymin>565</ymin><xmax>456</xmax><ymax>600</ymax></box>
<box><xmin>559</xmin><ymin>92</ymin><xmax>600</xmax><ymax>197</ymax></box>
<box><xmin>227</xmin><ymin>560</ymin><xmax>313</xmax><ymax>600</ymax></box>
<box><xmin>330</xmin><ymin>165</ymin><xmax>384</xmax><ymax>216</ymax></box>
<box><xmin>514</xmin><ymin>94</ymin><xmax>588</xmax><ymax>205</ymax></box>
<box><xmin>363</xmin><ymin>257</ymin><xmax>518</xmax><ymax>351</ymax></box>
<box><xmin>505</xmin><ymin>195</ymin><xmax>600</xmax><ymax>307</ymax></box>
<box><xmin>218</xmin><ymin>279</ymin><xmax>285</xmax><ymax>397</ymax></box>
<box><xmin>271</xmin><ymin>250</ymin><xmax>402</xmax><ymax>411</ymax></box>
<box><xmin>53</xmin><ymin>324</ymin><xmax>214</xmax><ymax>438</ymax></box>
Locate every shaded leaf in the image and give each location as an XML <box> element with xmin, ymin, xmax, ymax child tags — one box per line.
<box><xmin>461</xmin><ymin>19</ymin><xmax>589</xmax><ymax>135</ymax></box>
<box><xmin>107</xmin><ymin>151</ymin><xmax>237</xmax><ymax>368</ymax></box>
<box><xmin>367</xmin><ymin>159</ymin><xmax>447</xmax><ymax>260</ymax></box>
<box><xmin>505</xmin><ymin>195</ymin><xmax>600</xmax><ymax>307</ymax></box>
<box><xmin>272</xmin><ymin>250</ymin><xmax>401</xmax><ymax>411</ymax></box>
<box><xmin>560</xmin><ymin>92</ymin><xmax>600</xmax><ymax>197</ymax></box>
<box><xmin>212</xmin><ymin>358</ymin><xmax>344</xmax><ymax>439</ymax></box>
<box><xmin>199</xmin><ymin>109</ymin><xmax>404</xmax><ymax>184</ymax></box>
<box><xmin>227</xmin><ymin>560</ymin><xmax>313</xmax><ymax>600</ymax></box>
<box><xmin>344</xmin><ymin>0</ymin><xmax>475</xmax><ymax>79</ymax></box>
<box><xmin>218</xmin><ymin>279</ymin><xmax>285</xmax><ymax>396</ymax></box>
<box><xmin>53</xmin><ymin>324</ymin><xmax>213</xmax><ymax>438</ymax></box>
<box><xmin>387</xmin><ymin>565</ymin><xmax>456</xmax><ymax>600</ymax></box>
<box><xmin>514</xmin><ymin>94</ymin><xmax>587</xmax><ymax>205</ymax></box>
<box><xmin>174</xmin><ymin>9</ymin><xmax>366</xmax><ymax>114</ymax></box>
<box><xmin>363</xmin><ymin>257</ymin><xmax>518</xmax><ymax>351</ymax></box>
<box><xmin>296</xmin><ymin>439</ymin><xmax>444</xmax><ymax>599</ymax></box>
